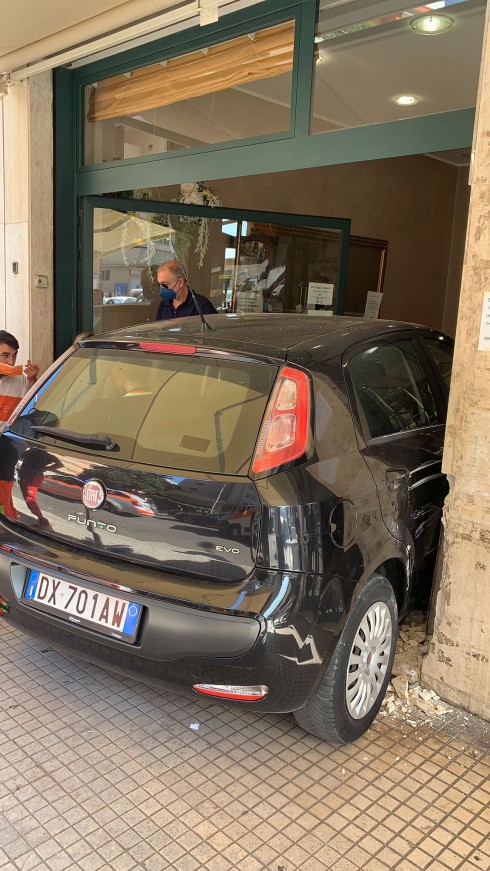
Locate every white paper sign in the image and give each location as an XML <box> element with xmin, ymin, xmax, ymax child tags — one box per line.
<box><xmin>307</xmin><ymin>282</ymin><xmax>334</xmax><ymax>306</ymax></box>
<box><xmin>364</xmin><ymin>291</ymin><xmax>383</xmax><ymax>319</ymax></box>
<box><xmin>478</xmin><ymin>292</ymin><xmax>490</xmax><ymax>350</ymax></box>
<box><xmin>236</xmin><ymin>289</ymin><xmax>263</xmax><ymax>313</ymax></box>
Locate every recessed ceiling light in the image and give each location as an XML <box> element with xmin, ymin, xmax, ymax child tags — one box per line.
<box><xmin>410</xmin><ymin>13</ymin><xmax>454</xmax><ymax>35</ymax></box>
<box><xmin>395</xmin><ymin>95</ymin><xmax>419</xmax><ymax>106</ymax></box>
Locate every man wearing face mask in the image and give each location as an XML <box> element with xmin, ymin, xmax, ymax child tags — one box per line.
<box><xmin>156</xmin><ymin>260</ymin><xmax>217</xmax><ymax>321</ymax></box>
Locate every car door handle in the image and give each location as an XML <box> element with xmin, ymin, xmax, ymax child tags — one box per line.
<box><xmin>386</xmin><ymin>468</ymin><xmax>408</xmax><ymax>491</ymax></box>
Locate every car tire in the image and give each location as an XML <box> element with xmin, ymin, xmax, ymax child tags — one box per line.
<box><xmin>293</xmin><ymin>574</ymin><xmax>397</xmax><ymax>744</ymax></box>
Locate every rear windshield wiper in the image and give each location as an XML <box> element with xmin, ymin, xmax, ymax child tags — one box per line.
<box><xmin>31</xmin><ymin>426</ymin><xmax>118</xmax><ymax>451</ymax></box>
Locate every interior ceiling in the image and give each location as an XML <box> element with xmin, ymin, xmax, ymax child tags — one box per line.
<box><xmin>427</xmin><ymin>149</ymin><xmax>472</xmax><ymax>166</ymax></box>
<box><xmin>312</xmin><ymin>0</ymin><xmax>484</xmax><ymax>129</ymax></box>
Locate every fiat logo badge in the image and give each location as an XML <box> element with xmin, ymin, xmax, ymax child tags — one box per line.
<box><xmin>82</xmin><ymin>480</ymin><xmax>106</xmax><ymax>510</ymax></box>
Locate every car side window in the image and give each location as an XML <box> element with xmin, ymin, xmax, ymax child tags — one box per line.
<box><xmin>349</xmin><ymin>340</ymin><xmax>440</xmax><ymax>439</ymax></box>
<box><xmin>422</xmin><ymin>338</ymin><xmax>453</xmax><ymax>399</ymax></box>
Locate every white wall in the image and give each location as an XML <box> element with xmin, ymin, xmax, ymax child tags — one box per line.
<box><xmin>0</xmin><ymin>72</ymin><xmax>53</xmax><ymax>373</ymax></box>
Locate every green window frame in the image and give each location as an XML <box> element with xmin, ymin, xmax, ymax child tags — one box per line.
<box><xmin>78</xmin><ymin>4</ymin><xmax>311</xmax><ymax>171</ymax></box>
<box><xmin>54</xmin><ymin>0</ymin><xmax>475</xmax><ymax>354</ymax></box>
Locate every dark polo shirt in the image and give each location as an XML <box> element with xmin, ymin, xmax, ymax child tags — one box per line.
<box><xmin>156</xmin><ymin>289</ymin><xmax>217</xmax><ymax>321</ymax></box>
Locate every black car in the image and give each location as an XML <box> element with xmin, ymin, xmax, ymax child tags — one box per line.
<box><xmin>0</xmin><ymin>314</ymin><xmax>453</xmax><ymax>743</ymax></box>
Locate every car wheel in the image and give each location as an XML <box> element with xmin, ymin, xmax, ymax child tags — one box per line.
<box><xmin>293</xmin><ymin>574</ymin><xmax>397</xmax><ymax>744</ymax></box>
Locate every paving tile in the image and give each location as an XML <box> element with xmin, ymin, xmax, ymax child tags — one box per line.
<box><xmin>466</xmin><ymin>853</ymin><xmax>490</xmax><ymax>871</ymax></box>
<box><xmin>107</xmin><ymin>855</ymin><xmax>139</xmax><ymax>871</ymax></box>
<box><xmin>1</xmin><ymin>622</ymin><xmax>489</xmax><ymax>871</ymax></box>
<box><xmin>362</xmin><ymin>858</ymin><xmax>394</xmax><ymax>871</ymax></box>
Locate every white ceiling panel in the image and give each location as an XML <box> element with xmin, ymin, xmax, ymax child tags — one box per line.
<box><xmin>0</xmin><ymin>1</ymin><xmax>142</xmax><ymax>54</ymax></box>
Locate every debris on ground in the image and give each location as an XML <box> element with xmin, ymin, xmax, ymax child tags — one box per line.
<box><xmin>379</xmin><ymin>610</ymin><xmax>452</xmax><ymax>725</ymax></box>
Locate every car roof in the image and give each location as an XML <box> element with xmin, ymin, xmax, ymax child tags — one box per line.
<box><xmin>82</xmin><ymin>313</ymin><xmax>445</xmax><ymax>363</ymax></box>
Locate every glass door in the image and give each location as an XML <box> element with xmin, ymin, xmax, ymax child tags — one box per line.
<box><xmin>81</xmin><ymin>198</ymin><xmax>351</xmax><ymax>336</ymax></box>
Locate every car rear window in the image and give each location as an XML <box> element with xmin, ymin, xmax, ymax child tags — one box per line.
<box><xmin>10</xmin><ymin>348</ymin><xmax>278</xmax><ymax>475</ymax></box>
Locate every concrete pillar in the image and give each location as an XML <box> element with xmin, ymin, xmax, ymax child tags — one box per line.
<box><xmin>421</xmin><ymin>14</ymin><xmax>490</xmax><ymax>719</ymax></box>
<box><xmin>0</xmin><ymin>72</ymin><xmax>53</xmax><ymax>373</ymax></box>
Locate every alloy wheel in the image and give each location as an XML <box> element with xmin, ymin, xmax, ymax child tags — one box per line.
<box><xmin>345</xmin><ymin>602</ymin><xmax>393</xmax><ymax>719</ymax></box>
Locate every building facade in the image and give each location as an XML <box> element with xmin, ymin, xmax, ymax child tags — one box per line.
<box><xmin>0</xmin><ymin>0</ymin><xmax>489</xmax><ymax>716</ymax></box>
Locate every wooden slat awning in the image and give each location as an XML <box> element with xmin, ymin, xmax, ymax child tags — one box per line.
<box><xmin>87</xmin><ymin>20</ymin><xmax>295</xmax><ymax>122</ymax></box>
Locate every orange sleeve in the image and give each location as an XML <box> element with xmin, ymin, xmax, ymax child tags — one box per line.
<box><xmin>0</xmin><ymin>395</ymin><xmax>21</xmax><ymax>422</ymax></box>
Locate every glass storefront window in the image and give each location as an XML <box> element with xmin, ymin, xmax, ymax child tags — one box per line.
<box><xmin>215</xmin><ymin>219</ymin><xmax>342</xmax><ymax>316</ymax></box>
<box><xmin>312</xmin><ymin>0</ymin><xmax>484</xmax><ymax>133</ymax></box>
<box><xmin>90</xmin><ymin>206</ymin><xmax>345</xmax><ymax>334</ymax></box>
<box><xmin>84</xmin><ymin>20</ymin><xmax>295</xmax><ymax>166</ymax></box>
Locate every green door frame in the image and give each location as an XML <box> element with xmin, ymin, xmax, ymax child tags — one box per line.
<box><xmin>54</xmin><ymin>0</ymin><xmax>475</xmax><ymax>353</ymax></box>
<box><xmin>81</xmin><ymin>195</ymin><xmax>351</xmax><ymax>333</ymax></box>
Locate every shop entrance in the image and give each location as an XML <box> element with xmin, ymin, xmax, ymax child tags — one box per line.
<box><xmin>81</xmin><ymin>197</ymin><xmax>353</xmax><ymax>335</ymax></box>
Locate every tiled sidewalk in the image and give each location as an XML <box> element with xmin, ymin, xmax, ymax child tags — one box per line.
<box><xmin>0</xmin><ymin>621</ymin><xmax>489</xmax><ymax>871</ymax></box>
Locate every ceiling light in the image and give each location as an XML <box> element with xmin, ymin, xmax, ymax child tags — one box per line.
<box><xmin>410</xmin><ymin>13</ymin><xmax>454</xmax><ymax>35</ymax></box>
<box><xmin>314</xmin><ymin>34</ymin><xmax>325</xmax><ymax>43</ymax></box>
<box><xmin>395</xmin><ymin>95</ymin><xmax>418</xmax><ymax>106</ymax></box>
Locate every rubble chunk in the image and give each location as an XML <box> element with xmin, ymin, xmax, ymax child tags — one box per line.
<box><xmin>418</xmin><ymin>688</ymin><xmax>436</xmax><ymax>702</ymax></box>
<box><xmin>413</xmin><ymin>698</ymin><xmax>434</xmax><ymax>715</ymax></box>
<box><xmin>392</xmin><ymin>657</ymin><xmax>418</xmax><ymax>685</ymax></box>
<box><xmin>392</xmin><ymin>674</ymin><xmax>409</xmax><ymax>704</ymax></box>
<box><xmin>376</xmin><ymin>610</ymin><xmax>458</xmax><ymax>727</ymax></box>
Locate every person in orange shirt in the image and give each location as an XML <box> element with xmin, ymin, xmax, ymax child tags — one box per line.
<box><xmin>0</xmin><ymin>330</ymin><xmax>39</xmax><ymax>423</ymax></box>
<box><xmin>0</xmin><ymin>330</ymin><xmax>40</xmax><ymax>519</ymax></box>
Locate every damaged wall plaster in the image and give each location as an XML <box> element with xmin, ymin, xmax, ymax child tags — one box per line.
<box><xmin>421</xmin><ymin>9</ymin><xmax>490</xmax><ymax>721</ymax></box>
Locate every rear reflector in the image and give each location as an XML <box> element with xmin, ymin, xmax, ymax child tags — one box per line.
<box><xmin>252</xmin><ymin>365</ymin><xmax>310</xmax><ymax>474</ymax></box>
<box><xmin>193</xmin><ymin>684</ymin><xmax>269</xmax><ymax>701</ymax></box>
<box><xmin>139</xmin><ymin>342</ymin><xmax>196</xmax><ymax>355</ymax></box>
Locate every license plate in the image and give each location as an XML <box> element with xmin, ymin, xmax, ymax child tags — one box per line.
<box><xmin>23</xmin><ymin>570</ymin><xmax>142</xmax><ymax>643</ymax></box>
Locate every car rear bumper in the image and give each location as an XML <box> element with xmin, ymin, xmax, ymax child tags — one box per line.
<box><xmin>0</xmin><ymin>533</ymin><xmax>350</xmax><ymax>712</ymax></box>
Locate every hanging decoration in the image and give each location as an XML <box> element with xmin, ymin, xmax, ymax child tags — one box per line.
<box><xmin>169</xmin><ymin>182</ymin><xmax>222</xmax><ymax>267</ymax></box>
<box><xmin>120</xmin><ymin>213</ymin><xmax>156</xmax><ymax>268</ymax></box>
<box><xmin>117</xmin><ymin>183</ymin><xmax>220</xmax><ymax>279</ymax></box>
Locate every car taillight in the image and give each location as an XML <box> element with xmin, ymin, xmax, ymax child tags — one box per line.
<box><xmin>139</xmin><ymin>342</ymin><xmax>197</xmax><ymax>355</ymax></box>
<box><xmin>252</xmin><ymin>365</ymin><xmax>310</xmax><ymax>475</ymax></box>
